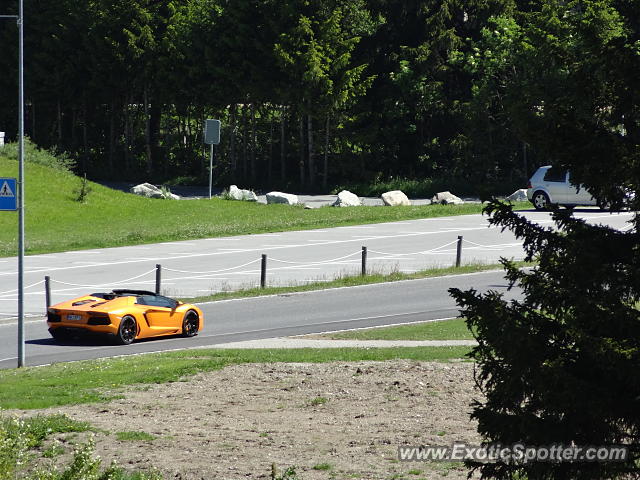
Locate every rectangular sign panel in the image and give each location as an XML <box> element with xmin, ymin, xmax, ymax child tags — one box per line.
<box><xmin>0</xmin><ymin>178</ymin><xmax>17</xmax><ymax>211</ymax></box>
<box><xmin>204</xmin><ymin>119</ymin><xmax>221</xmax><ymax>145</ymax></box>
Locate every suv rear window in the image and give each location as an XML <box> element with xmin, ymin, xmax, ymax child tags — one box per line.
<box><xmin>543</xmin><ymin>167</ymin><xmax>567</xmax><ymax>183</ymax></box>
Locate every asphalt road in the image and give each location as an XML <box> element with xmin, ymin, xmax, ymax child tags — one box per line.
<box><xmin>0</xmin><ymin>269</ymin><xmax>519</xmax><ymax>368</ymax></box>
<box><xmin>0</xmin><ymin>208</ymin><xmax>633</xmax><ymax>368</ymax></box>
<box><xmin>0</xmin><ymin>208</ymin><xmax>632</xmax><ymax>318</ymax></box>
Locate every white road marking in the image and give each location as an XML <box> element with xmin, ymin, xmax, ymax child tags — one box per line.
<box><xmin>0</xmin><ymin>214</ymin><xmax>630</xmax><ymax>282</ymax></box>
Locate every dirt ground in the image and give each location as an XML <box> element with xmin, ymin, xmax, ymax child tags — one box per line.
<box><xmin>34</xmin><ymin>360</ymin><xmax>483</xmax><ymax>480</ymax></box>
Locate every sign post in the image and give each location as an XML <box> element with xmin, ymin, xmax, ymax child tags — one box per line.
<box><xmin>1</xmin><ymin>0</ymin><xmax>25</xmax><ymax>367</ymax></box>
<box><xmin>204</xmin><ymin>119</ymin><xmax>221</xmax><ymax>199</ymax></box>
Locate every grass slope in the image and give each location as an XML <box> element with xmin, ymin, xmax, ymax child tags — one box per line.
<box><xmin>0</xmin><ymin>347</ymin><xmax>471</xmax><ymax>410</ymax></box>
<box><xmin>0</xmin><ymin>152</ymin><xmax>528</xmax><ymax>257</ymax></box>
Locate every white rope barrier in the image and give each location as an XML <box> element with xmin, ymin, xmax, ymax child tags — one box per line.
<box><xmin>49</xmin><ymin>268</ymin><xmax>157</xmax><ymax>288</ymax></box>
<box><xmin>461</xmin><ymin>239</ymin><xmax>522</xmax><ymax>249</ymax></box>
<box><xmin>0</xmin><ymin>280</ymin><xmax>45</xmax><ymax>297</ymax></box>
<box><xmin>268</xmin><ymin>251</ymin><xmax>362</xmax><ymax>265</ymax></box>
<box><xmin>0</xmin><ymin>312</ymin><xmax>42</xmax><ymax>318</ymax></box>
<box><xmin>367</xmin><ymin>239</ymin><xmax>460</xmax><ymax>257</ymax></box>
<box><xmin>46</xmin><ymin>284</ymin><xmax>155</xmax><ymax>296</ymax></box>
<box><xmin>163</xmin><ymin>258</ymin><xmax>261</xmax><ymax>275</ymax></box>
<box><xmin>23</xmin><ymin>234</ymin><xmax>523</xmax><ymax>302</ymax></box>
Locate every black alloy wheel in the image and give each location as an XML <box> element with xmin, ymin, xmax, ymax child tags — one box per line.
<box><xmin>182</xmin><ymin>310</ymin><xmax>199</xmax><ymax>337</ymax></box>
<box><xmin>117</xmin><ymin>315</ymin><xmax>137</xmax><ymax>345</ymax></box>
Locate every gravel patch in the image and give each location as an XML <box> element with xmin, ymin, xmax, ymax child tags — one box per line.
<box><xmin>33</xmin><ymin>360</ymin><xmax>482</xmax><ymax>479</ymax></box>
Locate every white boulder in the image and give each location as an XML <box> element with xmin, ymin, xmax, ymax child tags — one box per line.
<box><xmin>332</xmin><ymin>190</ymin><xmax>361</xmax><ymax>207</ymax></box>
<box><xmin>507</xmin><ymin>188</ymin><xmax>528</xmax><ymax>202</ymax></box>
<box><xmin>130</xmin><ymin>183</ymin><xmax>179</xmax><ymax>200</ymax></box>
<box><xmin>130</xmin><ymin>183</ymin><xmax>165</xmax><ymax>199</ymax></box>
<box><xmin>381</xmin><ymin>190</ymin><xmax>411</xmax><ymax>206</ymax></box>
<box><xmin>266</xmin><ymin>191</ymin><xmax>299</xmax><ymax>205</ymax></box>
<box><xmin>228</xmin><ymin>185</ymin><xmax>258</xmax><ymax>202</ymax></box>
<box><xmin>431</xmin><ymin>191</ymin><xmax>464</xmax><ymax>205</ymax></box>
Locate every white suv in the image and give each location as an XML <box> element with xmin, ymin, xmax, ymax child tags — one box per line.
<box><xmin>527</xmin><ymin>166</ymin><xmax>597</xmax><ymax>210</ymax></box>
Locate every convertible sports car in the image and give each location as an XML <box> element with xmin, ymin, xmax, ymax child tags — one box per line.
<box><xmin>47</xmin><ymin>289</ymin><xmax>203</xmax><ymax>345</ymax></box>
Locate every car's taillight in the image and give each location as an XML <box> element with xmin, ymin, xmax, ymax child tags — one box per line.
<box><xmin>47</xmin><ymin>310</ymin><xmax>61</xmax><ymax>323</ymax></box>
<box><xmin>527</xmin><ymin>181</ymin><xmax>532</xmax><ymax>189</ymax></box>
<box><xmin>88</xmin><ymin>312</ymin><xmax>111</xmax><ymax>325</ymax></box>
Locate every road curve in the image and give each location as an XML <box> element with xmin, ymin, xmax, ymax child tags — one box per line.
<box><xmin>0</xmin><ymin>269</ymin><xmax>519</xmax><ymax>369</ymax></box>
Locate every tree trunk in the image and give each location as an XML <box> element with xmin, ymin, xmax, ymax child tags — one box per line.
<box><xmin>268</xmin><ymin>113</ymin><xmax>274</xmax><ymax>185</ymax></box>
<box><xmin>323</xmin><ymin>113</ymin><xmax>330</xmax><ymax>191</ymax></box>
<box><xmin>108</xmin><ymin>101</ymin><xmax>116</xmax><ymax>175</ymax></box>
<box><xmin>124</xmin><ymin>98</ymin><xmax>131</xmax><ymax>174</ymax></box>
<box><xmin>57</xmin><ymin>99</ymin><xmax>62</xmax><ymax>143</ymax></box>
<box><xmin>144</xmin><ymin>87</ymin><xmax>152</xmax><ymax>173</ymax></box>
<box><xmin>150</xmin><ymin>100</ymin><xmax>162</xmax><ymax>176</ymax></box>
<box><xmin>307</xmin><ymin>114</ymin><xmax>314</xmax><ymax>188</ymax></box>
<box><xmin>280</xmin><ymin>105</ymin><xmax>286</xmax><ymax>182</ymax></box>
<box><xmin>30</xmin><ymin>102</ymin><xmax>35</xmax><ymax>143</ymax></box>
<box><xmin>242</xmin><ymin>104</ymin><xmax>248</xmax><ymax>180</ymax></box>
<box><xmin>71</xmin><ymin>106</ymin><xmax>77</xmax><ymax>152</ymax></box>
<box><xmin>299</xmin><ymin>114</ymin><xmax>305</xmax><ymax>187</ymax></box>
<box><xmin>229</xmin><ymin>104</ymin><xmax>236</xmax><ymax>174</ymax></box>
<box><xmin>250</xmin><ymin>103</ymin><xmax>256</xmax><ymax>180</ymax></box>
<box><xmin>82</xmin><ymin>97</ymin><xmax>88</xmax><ymax>173</ymax></box>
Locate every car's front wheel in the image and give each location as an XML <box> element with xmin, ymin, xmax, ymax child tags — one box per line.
<box><xmin>182</xmin><ymin>310</ymin><xmax>199</xmax><ymax>338</ymax></box>
<box><xmin>116</xmin><ymin>315</ymin><xmax>138</xmax><ymax>345</ymax></box>
<box><xmin>532</xmin><ymin>191</ymin><xmax>550</xmax><ymax>211</ymax></box>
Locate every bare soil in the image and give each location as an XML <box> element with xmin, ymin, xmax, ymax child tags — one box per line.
<box><xmin>35</xmin><ymin>360</ymin><xmax>482</xmax><ymax>480</ymax></box>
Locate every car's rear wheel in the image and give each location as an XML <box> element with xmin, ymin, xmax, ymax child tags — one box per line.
<box><xmin>182</xmin><ymin>310</ymin><xmax>199</xmax><ymax>337</ymax></box>
<box><xmin>532</xmin><ymin>191</ymin><xmax>550</xmax><ymax>211</ymax></box>
<box><xmin>116</xmin><ymin>315</ymin><xmax>137</xmax><ymax>345</ymax></box>
<box><xmin>49</xmin><ymin>327</ymin><xmax>72</xmax><ymax>342</ymax></box>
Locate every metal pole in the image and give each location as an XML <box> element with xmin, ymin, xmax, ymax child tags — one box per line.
<box><xmin>155</xmin><ymin>264</ymin><xmax>161</xmax><ymax>294</ymax></box>
<box><xmin>456</xmin><ymin>236</ymin><xmax>463</xmax><ymax>268</ymax></box>
<box><xmin>260</xmin><ymin>254</ymin><xmax>267</xmax><ymax>288</ymax></box>
<box><xmin>361</xmin><ymin>246</ymin><xmax>367</xmax><ymax>276</ymax></box>
<box><xmin>45</xmin><ymin>276</ymin><xmax>51</xmax><ymax>310</ymax></box>
<box><xmin>208</xmin><ymin>144</ymin><xmax>214</xmax><ymax>199</ymax></box>
<box><xmin>17</xmin><ymin>0</ymin><xmax>25</xmax><ymax>368</ymax></box>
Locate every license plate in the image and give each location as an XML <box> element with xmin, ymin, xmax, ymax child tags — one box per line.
<box><xmin>67</xmin><ymin>314</ymin><xmax>82</xmax><ymax>321</ymax></box>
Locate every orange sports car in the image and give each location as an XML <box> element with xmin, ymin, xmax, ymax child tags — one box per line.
<box><xmin>47</xmin><ymin>289</ymin><xmax>203</xmax><ymax>345</ymax></box>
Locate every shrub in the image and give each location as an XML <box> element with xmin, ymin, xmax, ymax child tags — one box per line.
<box><xmin>0</xmin><ymin>139</ymin><xmax>75</xmax><ymax>172</ymax></box>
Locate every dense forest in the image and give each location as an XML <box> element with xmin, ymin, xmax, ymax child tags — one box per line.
<box><xmin>0</xmin><ymin>0</ymin><xmax>636</xmax><ymax>195</ymax></box>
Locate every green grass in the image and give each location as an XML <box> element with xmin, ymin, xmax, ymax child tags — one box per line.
<box><xmin>182</xmin><ymin>262</ymin><xmax>523</xmax><ymax>303</ymax></box>
<box><xmin>0</xmin><ymin>146</ymin><xmax>530</xmax><ymax>257</ymax></box>
<box><xmin>116</xmin><ymin>431</ymin><xmax>156</xmax><ymax>442</ymax></box>
<box><xmin>0</xmin><ymin>347</ymin><xmax>471</xmax><ymax>410</ymax></box>
<box><xmin>319</xmin><ymin>318</ymin><xmax>474</xmax><ymax>341</ymax></box>
<box><xmin>309</xmin><ymin>396</ymin><xmax>328</xmax><ymax>406</ymax></box>
<box><xmin>0</xmin><ymin>414</ymin><xmax>162</xmax><ymax>480</ymax></box>
<box><xmin>0</xmin><ymin>414</ymin><xmax>92</xmax><ymax>448</ymax></box>
<box><xmin>312</xmin><ymin>462</ymin><xmax>332</xmax><ymax>471</ymax></box>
